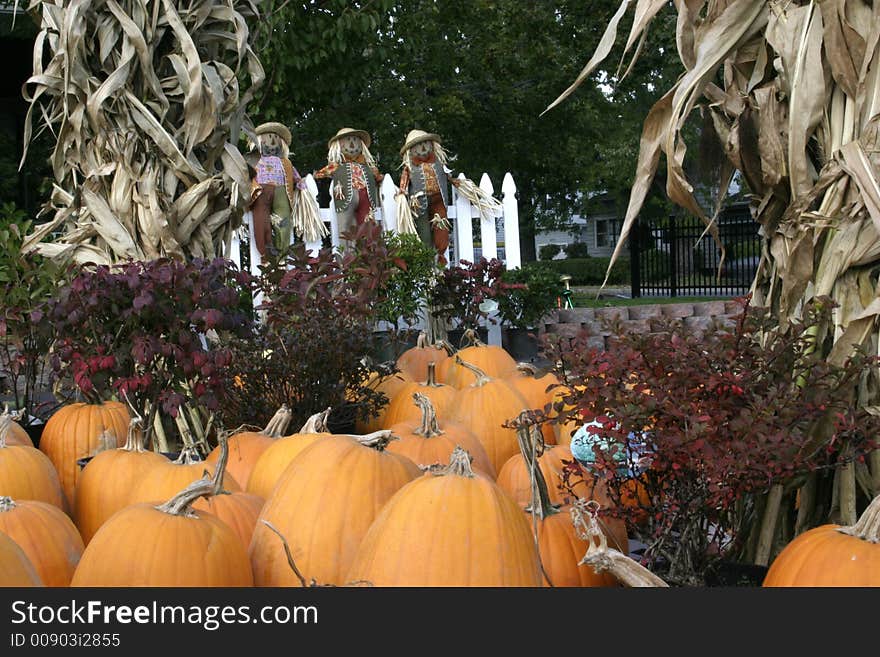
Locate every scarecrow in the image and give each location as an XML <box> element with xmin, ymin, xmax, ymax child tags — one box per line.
<box><xmin>314</xmin><ymin>127</ymin><xmax>384</xmax><ymax>248</ymax></box>
<box><xmin>396</xmin><ymin>129</ymin><xmax>501</xmax><ymax>266</ymax></box>
<box><xmin>248</xmin><ymin>122</ymin><xmax>326</xmax><ymax>257</ymax></box>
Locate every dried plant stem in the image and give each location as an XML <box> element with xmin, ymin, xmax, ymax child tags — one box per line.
<box><xmin>870</xmin><ymin>451</ymin><xmax>880</xmax><ymax>498</ymax></box>
<box><xmin>794</xmin><ymin>472</ymin><xmax>817</xmax><ymax>536</ymax></box>
<box><xmin>755</xmin><ymin>483</ymin><xmax>784</xmax><ymax>567</ymax></box>
<box><xmin>838</xmin><ymin>461</ymin><xmax>858</xmax><ymax>526</ymax></box>
<box><xmin>261</xmin><ymin>520</ymin><xmax>309</xmax><ymax>587</ymax></box>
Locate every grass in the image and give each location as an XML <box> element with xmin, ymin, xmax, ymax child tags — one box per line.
<box><xmin>570</xmin><ymin>293</ymin><xmax>729</xmax><ymax>308</ymax></box>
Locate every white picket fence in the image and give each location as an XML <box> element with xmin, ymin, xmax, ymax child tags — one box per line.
<box><xmin>229</xmin><ymin>171</ymin><xmax>521</xmax><ymax>344</ymax></box>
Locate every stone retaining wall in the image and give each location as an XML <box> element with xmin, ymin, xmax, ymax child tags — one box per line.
<box><xmin>537</xmin><ymin>299</ymin><xmax>745</xmax><ymax>350</ymax></box>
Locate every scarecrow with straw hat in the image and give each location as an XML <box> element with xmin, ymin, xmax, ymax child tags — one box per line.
<box><xmin>314</xmin><ymin>127</ymin><xmax>384</xmax><ymax>248</ymax></box>
<box><xmin>396</xmin><ymin>129</ymin><xmax>501</xmax><ymax>267</ymax></box>
<box><xmin>248</xmin><ymin>121</ymin><xmax>326</xmax><ymax>257</ymax></box>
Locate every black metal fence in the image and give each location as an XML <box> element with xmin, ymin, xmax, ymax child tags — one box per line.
<box><xmin>630</xmin><ymin>202</ymin><xmax>761</xmax><ymax>297</ymax></box>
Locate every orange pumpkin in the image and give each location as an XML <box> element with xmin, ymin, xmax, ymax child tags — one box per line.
<box><xmin>250</xmin><ymin>431</ymin><xmax>421</xmax><ymax>586</ymax></box>
<box><xmin>127</xmin><ymin>448</ymin><xmax>240</xmax><ymax>506</ymax></box>
<box><xmin>0</xmin><ymin>531</ymin><xmax>42</xmax><ymax>586</ymax></box>
<box><xmin>71</xmin><ymin>436</ymin><xmax>252</xmax><ymax>587</ymax></box>
<box><xmin>505</xmin><ymin>364</ymin><xmax>561</xmax><ymax>445</ymax></box>
<box><xmin>0</xmin><ymin>415</ymin><xmax>66</xmax><ymax>510</ymax></box>
<box><xmin>205</xmin><ymin>405</ymin><xmax>293</xmax><ymax>490</ymax></box>
<box><xmin>39</xmin><ymin>401</ymin><xmax>130</xmax><ymax>509</ymax></box>
<box><xmin>436</xmin><ymin>330</ymin><xmax>518</xmax><ymax>388</ymax></box>
<box><xmin>380</xmin><ymin>362</ymin><xmax>458</xmax><ymax>428</ymax></box>
<box><xmin>346</xmin><ymin>446</ymin><xmax>542</xmax><ymax>586</ymax></box>
<box><xmin>1</xmin><ymin>406</ymin><xmax>32</xmax><ymax>446</ymax></box>
<box><xmin>247</xmin><ymin>410</ymin><xmax>333</xmax><ymax>500</ymax></box>
<box><xmin>497</xmin><ymin>444</ymin><xmax>590</xmax><ymax>507</ymax></box>
<box><xmin>0</xmin><ymin>496</ymin><xmax>84</xmax><ymax>586</ymax></box>
<box><xmin>386</xmin><ymin>392</ymin><xmax>496</xmax><ymax>479</ymax></box>
<box><xmin>763</xmin><ymin>493</ymin><xmax>880</xmax><ymax>587</ymax></box>
<box><xmin>193</xmin><ymin>491</ymin><xmax>264</xmax><ymax>552</ymax></box>
<box><xmin>73</xmin><ymin>419</ymin><xmax>168</xmax><ymax>544</ymax></box>
<box><xmin>353</xmin><ymin>370</ymin><xmax>414</xmax><ymax>433</ymax></box>
<box><xmin>395</xmin><ymin>332</ymin><xmax>452</xmax><ymax>382</ymax></box>
<box><xmin>450</xmin><ymin>356</ymin><xmax>530</xmax><ymax>474</ymax></box>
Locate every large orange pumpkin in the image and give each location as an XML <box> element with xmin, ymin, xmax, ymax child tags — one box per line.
<box><xmin>380</xmin><ymin>362</ymin><xmax>459</xmax><ymax>428</ymax></box>
<box><xmin>250</xmin><ymin>431</ymin><xmax>421</xmax><ymax>586</ymax></box>
<box><xmin>205</xmin><ymin>405</ymin><xmax>293</xmax><ymax>490</ymax></box>
<box><xmin>247</xmin><ymin>410</ymin><xmax>333</xmax><ymax>500</ymax></box>
<box><xmin>1</xmin><ymin>406</ymin><xmax>32</xmax><ymax>446</ymax></box>
<box><xmin>71</xmin><ymin>437</ymin><xmax>252</xmax><ymax>587</ymax></box>
<box><xmin>386</xmin><ymin>392</ymin><xmax>495</xmax><ymax>478</ymax></box>
<box><xmin>39</xmin><ymin>401</ymin><xmax>130</xmax><ymax>509</ymax></box>
<box><xmin>193</xmin><ymin>491</ymin><xmax>264</xmax><ymax>552</ymax></box>
<box><xmin>0</xmin><ymin>531</ymin><xmax>42</xmax><ymax>586</ymax></box>
<box><xmin>346</xmin><ymin>446</ymin><xmax>542</xmax><ymax>586</ymax></box>
<box><xmin>0</xmin><ymin>416</ymin><xmax>66</xmax><ymax>510</ymax></box>
<box><xmin>450</xmin><ymin>356</ymin><xmax>530</xmax><ymax>474</ymax></box>
<box><xmin>73</xmin><ymin>419</ymin><xmax>168</xmax><ymax>544</ymax></box>
<box><xmin>395</xmin><ymin>332</ymin><xmax>452</xmax><ymax>382</ymax></box>
<box><xmin>0</xmin><ymin>497</ymin><xmax>84</xmax><ymax>586</ymax></box>
<box><xmin>353</xmin><ymin>370</ymin><xmax>414</xmax><ymax>433</ymax></box>
<box><xmin>505</xmin><ymin>363</ymin><xmax>562</xmax><ymax>445</ymax></box>
<box><xmin>497</xmin><ymin>443</ymin><xmax>591</xmax><ymax>507</ymax></box>
<box><xmin>127</xmin><ymin>448</ymin><xmax>240</xmax><ymax>506</ymax></box>
<box><xmin>763</xmin><ymin>493</ymin><xmax>880</xmax><ymax>587</ymax></box>
<box><xmin>436</xmin><ymin>330</ymin><xmax>518</xmax><ymax>388</ymax></box>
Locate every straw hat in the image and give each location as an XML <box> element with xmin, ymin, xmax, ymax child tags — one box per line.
<box><xmin>254</xmin><ymin>122</ymin><xmax>292</xmax><ymax>145</ymax></box>
<box><xmin>400</xmin><ymin>129</ymin><xmax>442</xmax><ymax>155</ymax></box>
<box><xmin>328</xmin><ymin>127</ymin><xmax>371</xmax><ymax>149</ymax></box>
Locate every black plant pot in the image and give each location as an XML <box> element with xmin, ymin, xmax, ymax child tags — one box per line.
<box><xmin>370</xmin><ymin>329</ymin><xmax>421</xmax><ymax>364</ymax></box>
<box><xmin>501</xmin><ymin>327</ymin><xmax>540</xmax><ymax>363</ymax></box>
<box><xmin>23</xmin><ymin>422</ymin><xmax>45</xmax><ymax>450</ymax></box>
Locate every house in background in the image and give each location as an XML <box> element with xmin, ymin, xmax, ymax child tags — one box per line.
<box><xmin>534</xmin><ymin>192</ymin><xmax>621</xmax><ymax>259</ymax></box>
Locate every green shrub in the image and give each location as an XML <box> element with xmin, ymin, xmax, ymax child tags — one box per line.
<box><xmin>563</xmin><ymin>241</ymin><xmax>591</xmax><ymax>259</ymax></box>
<box><xmin>534</xmin><ymin>257</ymin><xmax>630</xmax><ymax>286</ymax></box>
<box><xmin>497</xmin><ymin>263</ymin><xmax>566</xmax><ymax>329</ymax></box>
<box><xmin>539</xmin><ymin>243</ymin><xmax>563</xmax><ymax>260</ymax></box>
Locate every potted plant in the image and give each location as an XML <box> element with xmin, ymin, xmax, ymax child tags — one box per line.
<box><xmin>496</xmin><ymin>262</ymin><xmax>566</xmax><ymax>362</ymax></box>
<box><xmin>428</xmin><ymin>257</ymin><xmax>524</xmax><ymax>348</ymax></box>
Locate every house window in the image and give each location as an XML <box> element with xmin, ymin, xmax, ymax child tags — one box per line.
<box><xmin>595</xmin><ymin>219</ymin><xmax>616</xmax><ymax>248</ymax></box>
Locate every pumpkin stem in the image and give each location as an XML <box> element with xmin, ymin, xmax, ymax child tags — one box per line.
<box><xmin>454</xmin><ymin>355</ymin><xmax>491</xmax><ymax>388</ymax></box>
<box><xmin>0</xmin><ymin>496</ymin><xmax>16</xmax><ymax>512</ymax></box>
<box><xmin>173</xmin><ymin>445</ymin><xmax>203</xmax><ymax>465</ymax></box>
<box><xmin>156</xmin><ymin>434</ymin><xmax>228</xmax><ymax>517</ymax></box>
<box><xmin>434</xmin><ymin>339</ymin><xmax>455</xmax><ymax>356</ymax></box>
<box><xmin>261</xmin><ymin>520</ymin><xmax>310</xmax><ymax>587</ymax></box>
<box><xmin>461</xmin><ymin>327</ymin><xmax>485</xmax><ymax>348</ymax></box>
<box><xmin>121</xmin><ymin>417</ymin><xmax>147</xmax><ymax>452</ymax></box>
<box><xmin>298</xmin><ymin>408</ymin><xmax>331</xmax><ymax>435</ymax></box>
<box><xmin>261</xmin><ymin>404</ymin><xmax>294</xmax><ymax>438</ymax></box>
<box><xmin>571</xmin><ymin>499</ymin><xmax>669</xmax><ymax>587</ymax></box>
<box><xmin>837</xmin><ymin>492</ymin><xmax>880</xmax><ymax>543</ymax></box>
<box><xmin>344</xmin><ymin>430</ymin><xmax>398</xmax><ymax>451</ymax></box>
<box><xmin>422</xmin><ymin>362</ymin><xmax>444</xmax><ymax>388</ymax></box>
<box><xmin>415</xmin><ymin>331</ymin><xmax>428</xmax><ymax>349</ymax></box>
<box><xmin>412</xmin><ymin>393</ymin><xmax>443</xmax><ymax>439</ymax></box>
<box><xmin>428</xmin><ymin>445</ymin><xmax>476</xmax><ymax>478</ymax></box>
<box><xmin>514</xmin><ymin>414</ymin><xmax>559</xmax><ymax>520</ymax></box>
<box><xmin>516</xmin><ymin>362</ymin><xmax>539</xmax><ymax>377</ymax></box>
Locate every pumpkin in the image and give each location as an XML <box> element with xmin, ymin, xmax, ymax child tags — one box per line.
<box><xmin>247</xmin><ymin>409</ymin><xmax>333</xmax><ymax>500</ymax></box>
<box><xmin>436</xmin><ymin>329</ymin><xmax>518</xmax><ymax>388</ymax></box>
<box><xmin>505</xmin><ymin>363</ymin><xmax>561</xmax><ymax>444</ymax></box>
<box><xmin>353</xmin><ymin>370</ymin><xmax>414</xmax><ymax>433</ymax></box>
<box><xmin>497</xmin><ymin>443</ymin><xmax>591</xmax><ymax>507</ymax></box>
<box><xmin>193</xmin><ymin>491</ymin><xmax>264</xmax><ymax>552</ymax></box>
<box><xmin>39</xmin><ymin>401</ymin><xmax>130</xmax><ymax>509</ymax></box>
<box><xmin>346</xmin><ymin>446</ymin><xmax>542</xmax><ymax>586</ymax></box>
<box><xmin>0</xmin><ymin>496</ymin><xmax>84</xmax><ymax>586</ymax></box>
<box><xmin>71</xmin><ymin>436</ymin><xmax>253</xmax><ymax>586</ymax></box>
<box><xmin>508</xmin><ymin>418</ymin><xmax>625</xmax><ymax>587</ymax></box>
<box><xmin>250</xmin><ymin>431</ymin><xmax>421</xmax><ymax>586</ymax></box>
<box><xmin>127</xmin><ymin>447</ymin><xmax>240</xmax><ymax>506</ymax></box>
<box><xmin>450</xmin><ymin>356</ymin><xmax>530</xmax><ymax>474</ymax></box>
<box><xmin>205</xmin><ymin>405</ymin><xmax>293</xmax><ymax>489</ymax></box>
<box><xmin>0</xmin><ymin>531</ymin><xmax>42</xmax><ymax>586</ymax></box>
<box><xmin>763</xmin><ymin>493</ymin><xmax>880</xmax><ymax>587</ymax></box>
<box><xmin>1</xmin><ymin>406</ymin><xmax>32</xmax><ymax>446</ymax></box>
<box><xmin>0</xmin><ymin>414</ymin><xmax>66</xmax><ymax>510</ymax></box>
<box><xmin>395</xmin><ymin>331</ymin><xmax>452</xmax><ymax>382</ymax></box>
<box><xmin>73</xmin><ymin>419</ymin><xmax>168</xmax><ymax>544</ymax></box>
<box><xmin>386</xmin><ymin>392</ymin><xmax>496</xmax><ymax>478</ymax></box>
<box><xmin>380</xmin><ymin>362</ymin><xmax>459</xmax><ymax>428</ymax></box>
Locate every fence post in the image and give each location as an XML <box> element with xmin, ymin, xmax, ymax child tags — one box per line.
<box><xmin>303</xmin><ymin>174</ymin><xmax>323</xmax><ymax>255</ymax></box>
<box><xmin>669</xmin><ymin>214</ymin><xmax>678</xmax><ymax>298</ymax></box>
<box><xmin>501</xmin><ymin>172</ymin><xmax>520</xmax><ymax>270</ymax></box>
<box><xmin>455</xmin><ymin>173</ymin><xmax>475</xmax><ymax>264</ymax></box>
<box><xmin>629</xmin><ymin>217</ymin><xmax>641</xmax><ymax>298</ymax></box>
<box><xmin>478</xmin><ymin>173</ymin><xmax>499</xmax><ymax>261</ymax></box>
<box><xmin>245</xmin><ymin>210</ymin><xmax>264</xmax><ymax>311</ymax></box>
<box><xmin>381</xmin><ymin>175</ymin><xmax>398</xmax><ymax>234</ymax></box>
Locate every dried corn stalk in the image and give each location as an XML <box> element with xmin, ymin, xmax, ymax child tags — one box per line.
<box><xmin>19</xmin><ymin>0</ymin><xmax>265</xmax><ymax>264</ymax></box>
<box><xmin>548</xmin><ymin>0</ymin><xmax>880</xmax><ymax>558</ymax></box>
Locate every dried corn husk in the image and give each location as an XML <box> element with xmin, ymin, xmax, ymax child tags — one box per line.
<box><xmin>20</xmin><ymin>0</ymin><xmax>265</xmax><ymax>264</ymax></box>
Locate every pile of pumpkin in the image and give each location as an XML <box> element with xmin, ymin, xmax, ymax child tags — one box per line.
<box><xmin>1</xmin><ymin>332</ymin><xmax>878</xmax><ymax>587</ymax></box>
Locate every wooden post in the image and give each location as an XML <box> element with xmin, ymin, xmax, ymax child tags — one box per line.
<box><xmin>502</xmin><ymin>172</ymin><xmax>520</xmax><ymax>270</ymax></box>
<box><xmin>478</xmin><ymin>172</ymin><xmax>498</xmax><ymax>261</ymax></box>
<box><xmin>455</xmin><ymin>173</ymin><xmax>474</xmax><ymax>264</ymax></box>
<box><xmin>754</xmin><ymin>483</ymin><xmax>784</xmax><ymax>566</ymax></box>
